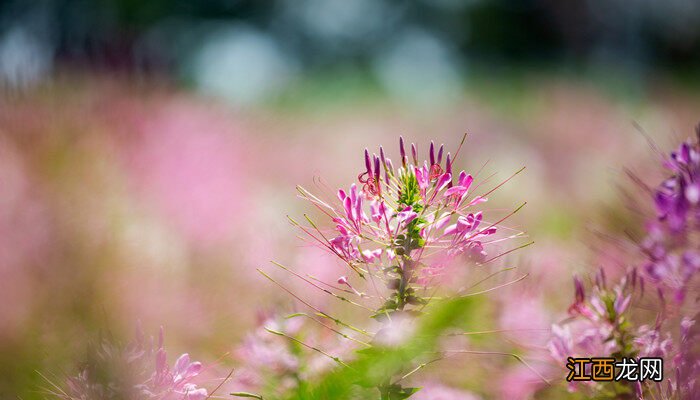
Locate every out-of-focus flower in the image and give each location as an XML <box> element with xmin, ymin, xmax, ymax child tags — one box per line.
<box><xmin>675</xmin><ymin>317</ymin><xmax>700</xmax><ymax>396</ymax></box>
<box><xmin>0</xmin><ymin>142</ymin><xmax>50</xmax><ymax>340</ymax></box>
<box><xmin>634</xmin><ymin>325</ymin><xmax>673</xmax><ymax>358</ymax></box>
<box><xmin>548</xmin><ymin>269</ymin><xmax>639</xmax><ymax>393</ymax></box>
<box><xmin>231</xmin><ymin>312</ymin><xmax>352</xmax><ymax>397</ymax></box>
<box><xmin>641</xmin><ymin>129</ymin><xmax>700</xmax><ymax>303</ymax></box>
<box><xmin>373</xmin><ymin>312</ymin><xmax>417</xmax><ymax>347</ymax></box>
<box><xmin>63</xmin><ymin>327</ymin><xmax>208</xmax><ymax>400</ymax></box>
<box><xmin>498</xmin><ymin>365</ymin><xmax>549</xmax><ymax>400</ymax></box>
<box><xmin>147</xmin><ymin>353</ymin><xmax>207</xmax><ymax>400</ymax></box>
<box><xmin>122</xmin><ymin>100</ymin><xmax>249</xmax><ymax>247</ymax></box>
<box><xmin>235</xmin><ymin>314</ymin><xmax>301</xmax><ymax>379</ymax></box>
<box><xmin>548</xmin><ymin>127</ymin><xmax>700</xmax><ymax>398</ymax></box>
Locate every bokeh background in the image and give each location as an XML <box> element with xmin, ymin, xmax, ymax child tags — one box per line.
<box><xmin>1</xmin><ymin>0</ymin><xmax>700</xmax><ymax>398</ymax></box>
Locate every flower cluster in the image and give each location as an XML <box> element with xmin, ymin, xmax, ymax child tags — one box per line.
<box><xmin>549</xmin><ymin>128</ymin><xmax>700</xmax><ymax>398</ymax></box>
<box><xmin>231</xmin><ymin>312</ymin><xmax>347</xmax><ymax>397</ymax></box>
<box><xmin>549</xmin><ymin>269</ymin><xmax>640</xmax><ymax>392</ymax></box>
<box><xmin>61</xmin><ymin>327</ymin><xmax>208</xmax><ymax>400</ymax></box>
<box><xmin>249</xmin><ymin>135</ymin><xmax>528</xmax><ymax>399</ymax></box>
<box><xmin>298</xmin><ymin>136</ymin><xmax>519</xmax><ymax>317</ymax></box>
<box><xmin>642</xmin><ymin>130</ymin><xmax>700</xmax><ymax>303</ymax></box>
<box><xmin>636</xmin><ymin>131</ymin><xmax>700</xmax><ymax>397</ymax></box>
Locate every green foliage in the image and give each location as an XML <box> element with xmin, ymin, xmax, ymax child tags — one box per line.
<box><xmin>380</xmin><ymin>384</ymin><xmax>421</xmax><ymax>400</ymax></box>
<box><xmin>397</xmin><ymin>172</ymin><xmax>421</xmax><ymax>210</ymax></box>
<box><xmin>284</xmin><ymin>296</ymin><xmax>483</xmax><ymax>399</ymax></box>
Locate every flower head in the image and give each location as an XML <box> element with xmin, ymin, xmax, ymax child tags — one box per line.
<box><xmin>295</xmin><ymin>135</ymin><xmax>523</xmax><ymax>314</ymax></box>
<box><xmin>257</xmin><ymin>134</ymin><xmax>527</xmax><ymax>399</ymax></box>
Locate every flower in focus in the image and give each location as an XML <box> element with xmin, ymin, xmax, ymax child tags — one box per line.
<box><xmin>294</xmin><ymin>135</ymin><xmax>524</xmax><ymax>317</ymax></box>
<box><xmin>252</xmin><ymin>134</ymin><xmax>528</xmax><ymax>399</ymax></box>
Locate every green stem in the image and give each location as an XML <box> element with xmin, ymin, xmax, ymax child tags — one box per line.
<box><xmin>379</xmin><ymin>381</ymin><xmax>391</xmax><ymax>400</ymax></box>
<box><xmin>380</xmin><ymin>389</ymin><xmax>389</xmax><ymax>400</ymax></box>
<box><xmin>397</xmin><ymin>267</ymin><xmax>407</xmax><ymax>311</ymax></box>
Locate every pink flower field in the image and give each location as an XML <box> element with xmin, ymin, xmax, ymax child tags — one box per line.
<box><xmin>1</xmin><ymin>3</ymin><xmax>700</xmax><ymax>398</ymax></box>
<box><xmin>1</xmin><ymin>77</ymin><xmax>699</xmax><ymax>399</ymax></box>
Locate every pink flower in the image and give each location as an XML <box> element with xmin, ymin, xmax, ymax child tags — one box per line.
<box><xmin>330</xmin><ymin>232</ymin><xmax>360</xmax><ymax>263</ymax></box>
<box><xmin>66</xmin><ymin>326</ymin><xmax>208</xmax><ymax>400</ymax></box>
<box><xmin>258</xmin><ymin>134</ymin><xmax>528</xmax><ymax>399</ymax></box>
<box><xmin>337</xmin><ymin>184</ymin><xmax>367</xmax><ymax>234</ymax></box>
<box><xmin>396</xmin><ymin>206</ymin><xmax>418</xmax><ymax>226</ymax></box>
<box><xmin>362</xmin><ymin>248</ymin><xmax>383</xmax><ymax>262</ymax></box>
<box><xmin>443</xmin><ymin>212</ymin><xmax>496</xmax><ymax>261</ymax></box>
<box><xmin>548</xmin><ymin>324</ymin><xmax>573</xmax><ymax>361</ymax></box>
<box><xmin>444</xmin><ymin>171</ymin><xmax>474</xmax><ymax>207</ymax></box>
<box><xmin>414</xmin><ymin>164</ymin><xmax>430</xmax><ymax>194</ymax></box>
<box><xmin>370</xmin><ymin>200</ymin><xmax>387</xmax><ymax>223</ymax></box>
<box><xmin>634</xmin><ymin>325</ymin><xmax>673</xmax><ymax>358</ymax></box>
<box><xmin>150</xmin><ymin>344</ymin><xmax>208</xmax><ymax>399</ymax></box>
<box><xmin>290</xmin><ymin>135</ymin><xmax>518</xmax><ymax>318</ymax></box>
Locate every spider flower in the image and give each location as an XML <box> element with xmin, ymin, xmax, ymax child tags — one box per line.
<box><xmin>641</xmin><ymin>128</ymin><xmax>700</xmax><ymax>303</ymax></box>
<box><xmin>546</xmin><ymin>129</ymin><xmax>700</xmax><ymax>398</ymax></box>
<box><xmin>254</xmin><ymin>135</ymin><xmax>527</xmax><ymax>400</ymax></box>
<box><xmin>548</xmin><ymin>269</ymin><xmax>641</xmax><ymax>393</ymax></box>
<box><xmin>296</xmin><ymin>136</ymin><xmax>522</xmax><ymax>316</ymax></box>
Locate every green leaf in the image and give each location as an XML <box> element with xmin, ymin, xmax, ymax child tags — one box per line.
<box><xmin>389</xmin><ymin>385</ymin><xmax>421</xmax><ymax>399</ymax></box>
<box><xmin>286</xmin><ymin>296</ymin><xmax>482</xmax><ymax>399</ymax></box>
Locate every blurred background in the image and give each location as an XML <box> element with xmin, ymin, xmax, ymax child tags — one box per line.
<box><xmin>1</xmin><ymin>0</ymin><xmax>700</xmax><ymax>398</ymax></box>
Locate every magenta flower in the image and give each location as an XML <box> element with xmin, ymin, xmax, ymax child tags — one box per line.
<box><xmin>255</xmin><ymin>134</ymin><xmax>527</xmax><ymax>399</ymax></box>
<box><xmin>330</xmin><ymin>231</ymin><xmax>361</xmax><ymax>263</ymax></box>
<box><xmin>396</xmin><ymin>206</ymin><xmax>418</xmax><ymax>226</ymax></box>
<box><xmin>293</xmin><ymin>135</ymin><xmax>523</xmax><ymax>296</ymax></box>
<box><xmin>641</xmin><ymin>129</ymin><xmax>700</xmax><ymax>303</ymax></box>
<box><xmin>337</xmin><ymin>183</ymin><xmax>368</xmax><ymax>234</ymax></box>
<box><xmin>439</xmin><ymin>212</ymin><xmax>495</xmax><ymax>266</ymax></box>
<box><xmin>443</xmin><ymin>171</ymin><xmax>474</xmax><ymax>207</ymax></box>
<box><xmin>149</xmin><ymin>352</ymin><xmax>207</xmax><ymax>400</ymax></box>
<box><xmin>361</xmin><ymin>248</ymin><xmax>383</xmax><ymax>263</ymax></box>
<box><xmin>548</xmin><ymin>268</ymin><xmax>642</xmax><ymax>394</ymax></box>
<box><xmin>547</xmin><ymin>128</ymin><xmax>700</xmax><ymax>398</ymax></box>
